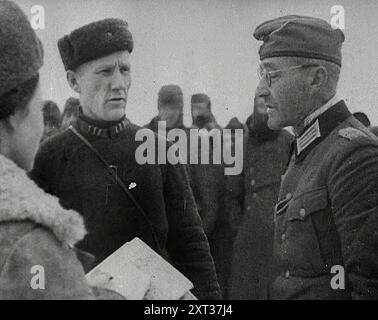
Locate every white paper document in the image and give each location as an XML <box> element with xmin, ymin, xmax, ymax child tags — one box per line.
<box><xmin>86</xmin><ymin>237</ymin><xmax>196</xmax><ymax>300</ymax></box>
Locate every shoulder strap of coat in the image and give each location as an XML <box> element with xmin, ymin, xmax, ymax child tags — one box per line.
<box><xmin>68</xmin><ymin>125</ymin><xmax>163</xmax><ymax>255</ymax></box>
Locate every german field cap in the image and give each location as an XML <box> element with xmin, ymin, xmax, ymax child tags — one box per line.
<box><xmin>0</xmin><ymin>0</ymin><xmax>43</xmax><ymax>97</ymax></box>
<box><xmin>58</xmin><ymin>18</ymin><xmax>133</xmax><ymax>71</ymax></box>
<box><xmin>253</xmin><ymin>15</ymin><xmax>345</xmax><ymax>66</ymax></box>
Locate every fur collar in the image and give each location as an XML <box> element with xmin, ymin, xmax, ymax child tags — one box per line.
<box><xmin>0</xmin><ymin>154</ymin><xmax>86</xmax><ymax>246</ymax></box>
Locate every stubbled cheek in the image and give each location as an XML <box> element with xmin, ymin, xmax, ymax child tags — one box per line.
<box><xmin>94</xmin><ymin>81</ymin><xmax>104</xmax><ymax>93</ymax></box>
<box><xmin>125</xmin><ymin>75</ymin><xmax>132</xmax><ymax>89</ymax></box>
<box><xmin>92</xmin><ymin>89</ymin><xmax>107</xmax><ymax>112</ymax></box>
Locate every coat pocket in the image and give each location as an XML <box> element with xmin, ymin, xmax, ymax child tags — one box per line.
<box><xmin>288</xmin><ymin>187</ymin><xmax>329</xmax><ymax>222</ymax></box>
<box><xmin>281</xmin><ymin>187</ymin><xmax>330</xmax><ymax>274</ymax></box>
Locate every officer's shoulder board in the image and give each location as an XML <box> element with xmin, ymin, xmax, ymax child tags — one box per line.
<box><xmin>338</xmin><ymin>127</ymin><xmax>368</xmax><ymax>141</ymax></box>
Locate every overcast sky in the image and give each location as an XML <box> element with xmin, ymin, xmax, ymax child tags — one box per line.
<box><xmin>17</xmin><ymin>0</ymin><xmax>378</xmax><ymax>127</ymax></box>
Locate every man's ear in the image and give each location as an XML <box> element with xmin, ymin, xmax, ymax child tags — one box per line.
<box><xmin>1</xmin><ymin>108</ymin><xmax>24</xmax><ymax>134</ymax></box>
<box><xmin>310</xmin><ymin>66</ymin><xmax>328</xmax><ymax>91</ymax></box>
<box><xmin>67</xmin><ymin>70</ymin><xmax>81</xmax><ymax>93</ymax></box>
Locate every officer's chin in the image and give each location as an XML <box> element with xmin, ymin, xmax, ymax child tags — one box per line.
<box><xmin>103</xmin><ymin>104</ymin><xmax>126</xmax><ymax>122</ymax></box>
<box><xmin>267</xmin><ymin>117</ymin><xmax>281</xmax><ymax>131</ymax></box>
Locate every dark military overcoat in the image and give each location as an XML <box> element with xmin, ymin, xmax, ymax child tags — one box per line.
<box><xmin>31</xmin><ymin>114</ymin><xmax>220</xmax><ymax>300</ymax></box>
<box><xmin>271</xmin><ymin>100</ymin><xmax>378</xmax><ymax>299</ymax></box>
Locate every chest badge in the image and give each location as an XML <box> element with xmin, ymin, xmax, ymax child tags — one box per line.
<box><xmin>128</xmin><ymin>182</ymin><xmax>137</xmax><ymax>190</ymax></box>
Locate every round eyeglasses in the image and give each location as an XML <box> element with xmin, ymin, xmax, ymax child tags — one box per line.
<box><xmin>257</xmin><ymin>64</ymin><xmax>320</xmax><ymax>87</ymax></box>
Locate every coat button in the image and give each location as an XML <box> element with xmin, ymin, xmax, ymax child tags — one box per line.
<box><xmin>299</xmin><ymin>208</ymin><xmax>306</xmax><ymax>217</ymax></box>
<box><xmin>285</xmin><ymin>270</ymin><xmax>290</xmax><ymax>278</ymax></box>
<box><xmin>286</xmin><ymin>193</ymin><xmax>292</xmax><ymax>200</ymax></box>
<box><xmin>251</xmin><ymin>179</ymin><xmax>255</xmax><ymax>186</ymax></box>
<box><xmin>247</xmin><ymin>205</ymin><xmax>252</xmax><ymax>211</ymax></box>
<box><xmin>281</xmin><ymin>233</ymin><xmax>286</xmax><ymax>241</ymax></box>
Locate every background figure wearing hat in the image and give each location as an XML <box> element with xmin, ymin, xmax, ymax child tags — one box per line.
<box><xmin>61</xmin><ymin>97</ymin><xmax>81</xmax><ymax>130</ymax></box>
<box><xmin>41</xmin><ymin>100</ymin><xmax>61</xmax><ymax>143</ymax></box>
<box><xmin>254</xmin><ymin>15</ymin><xmax>378</xmax><ymax>299</ymax></box>
<box><xmin>0</xmin><ymin>0</ymin><xmax>122</xmax><ymax>299</ymax></box>
<box><xmin>226</xmin><ymin>89</ymin><xmax>293</xmax><ymax>300</ymax></box>
<box><xmin>31</xmin><ymin>18</ymin><xmax>220</xmax><ymax>300</ymax></box>
<box><xmin>146</xmin><ymin>87</ymin><xmax>231</xmax><ymax>297</ymax></box>
<box><xmin>353</xmin><ymin>112</ymin><xmax>371</xmax><ymax>129</ymax></box>
<box><xmin>187</xmin><ymin>93</ymin><xmax>226</xmax><ymax>296</ymax></box>
<box><xmin>188</xmin><ymin>93</ymin><xmax>224</xmax><ymax>239</ymax></box>
<box><xmin>145</xmin><ymin>85</ymin><xmax>187</xmax><ymax>132</ymax></box>
<box><xmin>191</xmin><ymin>93</ymin><xmax>222</xmax><ymax>131</ymax></box>
<box><xmin>207</xmin><ymin>116</ymin><xmax>245</xmax><ymax>299</ymax></box>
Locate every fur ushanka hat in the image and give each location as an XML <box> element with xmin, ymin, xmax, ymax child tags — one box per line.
<box><xmin>58</xmin><ymin>18</ymin><xmax>133</xmax><ymax>71</ymax></box>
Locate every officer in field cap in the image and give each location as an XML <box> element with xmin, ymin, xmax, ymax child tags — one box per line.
<box><xmin>253</xmin><ymin>15</ymin><xmax>378</xmax><ymax>299</ymax></box>
<box><xmin>254</xmin><ymin>15</ymin><xmax>344</xmax><ymax>67</ymax></box>
<box><xmin>32</xmin><ymin>18</ymin><xmax>220</xmax><ymax>300</ymax></box>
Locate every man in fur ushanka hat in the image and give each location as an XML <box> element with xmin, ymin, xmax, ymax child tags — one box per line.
<box><xmin>31</xmin><ymin>18</ymin><xmax>220</xmax><ymax>300</ymax></box>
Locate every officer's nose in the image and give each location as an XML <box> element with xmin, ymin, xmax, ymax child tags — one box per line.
<box><xmin>110</xmin><ymin>68</ymin><xmax>126</xmax><ymax>91</ymax></box>
<box><xmin>256</xmin><ymin>80</ymin><xmax>270</xmax><ymax>97</ymax></box>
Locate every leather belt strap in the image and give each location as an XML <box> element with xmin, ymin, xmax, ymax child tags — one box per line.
<box><xmin>69</xmin><ymin>125</ymin><xmax>162</xmax><ymax>254</ymax></box>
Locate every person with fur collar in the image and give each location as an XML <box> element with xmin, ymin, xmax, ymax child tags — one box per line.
<box><xmin>0</xmin><ymin>0</ymin><xmax>121</xmax><ymax>300</ymax></box>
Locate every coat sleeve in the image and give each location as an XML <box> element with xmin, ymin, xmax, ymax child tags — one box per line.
<box><xmin>0</xmin><ymin>227</ymin><xmax>122</xmax><ymax>300</ymax></box>
<box><xmin>162</xmin><ymin>162</ymin><xmax>221</xmax><ymax>300</ymax></box>
<box><xmin>224</xmin><ymin>172</ymin><xmax>244</xmax><ymax>238</ymax></box>
<box><xmin>29</xmin><ymin>140</ymin><xmax>56</xmax><ymax>194</ymax></box>
<box><xmin>328</xmin><ymin>137</ymin><xmax>378</xmax><ymax>299</ymax></box>
<box><xmin>30</xmin><ymin>132</ymin><xmax>73</xmax><ymax>195</ymax></box>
